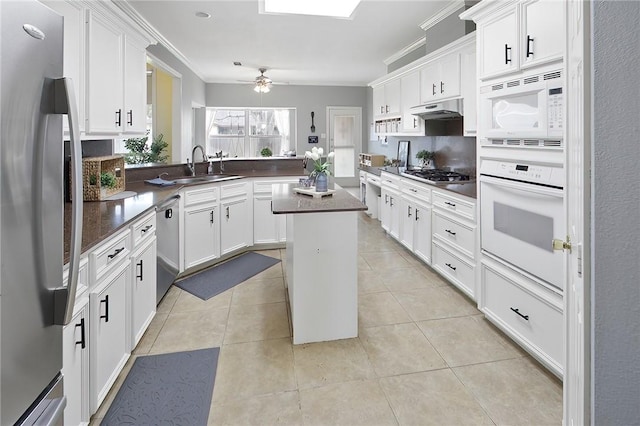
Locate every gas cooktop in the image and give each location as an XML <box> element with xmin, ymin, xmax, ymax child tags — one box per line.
<box><xmin>401</xmin><ymin>168</ymin><xmax>474</xmax><ymax>185</ymax></box>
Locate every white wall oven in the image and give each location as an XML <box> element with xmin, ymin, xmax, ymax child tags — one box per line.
<box><xmin>480</xmin><ymin>69</ymin><xmax>563</xmax><ymax>143</ymax></box>
<box><xmin>480</xmin><ymin>159</ymin><xmax>564</xmax><ymax>290</ymax></box>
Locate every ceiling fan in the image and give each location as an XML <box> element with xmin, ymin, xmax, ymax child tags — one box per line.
<box><xmin>253</xmin><ymin>68</ymin><xmax>272</xmax><ymax>93</ymax></box>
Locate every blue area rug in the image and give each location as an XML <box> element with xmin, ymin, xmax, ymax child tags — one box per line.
<box><xmin>175</xmin><ymin>251</ymin><xmax>281</xmax><ymax>300</ymax></box>
<box><xmin>102</xmin><ymin>348</ymin><xmax>219</xmax><ymax>426</ymax></box>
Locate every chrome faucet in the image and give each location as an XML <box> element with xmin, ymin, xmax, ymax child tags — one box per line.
<box><xmin>187</xmin><ymin>145</ymin><xmax>207</xmax><ymax>176</ymax></box>
<box><xmin>216</xmin><ymin>150</ymin><xmax>225</xmax><ymax>173</ymax></box>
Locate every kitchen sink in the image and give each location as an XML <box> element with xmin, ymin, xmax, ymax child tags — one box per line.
<box><xmin>173</xmin><ymin>174</ymin><xmax>241</xmax><ymax>184</ymax></box>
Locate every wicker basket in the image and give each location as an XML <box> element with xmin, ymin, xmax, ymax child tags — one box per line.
<box><xmin>80</xmin><ymin>155</ymin><xmax>125</xmax><ymax>201</ymax></box>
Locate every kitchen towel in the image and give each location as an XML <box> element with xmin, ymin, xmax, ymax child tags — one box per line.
<box><xmin>101</xmin><ymin>347</ymin><xmax>219</xmax><ymax>426</ymax></box>
<box><xmin>144</xmin><ymin>177</ymin><xmax>176</xmax><ymax>186</ymax></box>
<box><xmin>175</xmin><ymin>251</ymin><xmax>281</xmax><ymax>300</ymax></box>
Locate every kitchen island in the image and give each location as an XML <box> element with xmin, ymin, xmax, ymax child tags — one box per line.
<box><xmin>272</xmin><ymin>184</ymin><xmax>367</xmax><ymax>344</ymax></box>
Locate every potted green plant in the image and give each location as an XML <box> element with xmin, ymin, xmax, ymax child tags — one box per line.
<box><xmin>416</xmin><ymin>150</ymin><xmax>435</xmax><ymax>169</ymax></box>
<box><xmin>260</xmin><ymin>147</ymin><xmax>273</xmax><ymax>157</ymax></box>
<box><xmin>123</xmin><ymin>132</ymin><xmax>169</xmax><ymax>164</ymax></box>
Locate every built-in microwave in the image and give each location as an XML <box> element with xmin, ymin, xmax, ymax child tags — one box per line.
<box><xmin>479</xmin><ymin>70</ymin><xmax>563</xmax><ymax>141</ymax></box>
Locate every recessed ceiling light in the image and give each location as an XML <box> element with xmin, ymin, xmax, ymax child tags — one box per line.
<box><xmin>233</xmin><ymin>61</ymin><xmax>242</xmax><ymax>66</ymax></box>
<box><xmin>262</xmin><ymin>0</ymin><xmax>361</xmax><ymax>18</ymax></box>
<box><xmin>195</xmin><ymin>11</ymin><xmax>211</xmax><ymax>18</ymax></box>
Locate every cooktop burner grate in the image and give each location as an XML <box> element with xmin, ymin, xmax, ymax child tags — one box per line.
<box><xmin>402</xmin><ymin>168</ymin><xmax>471</xmax><ymax>183</ymax></box>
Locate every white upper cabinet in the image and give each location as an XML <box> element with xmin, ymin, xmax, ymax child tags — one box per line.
<box><xmin>373</xmin><ymin>79</ymin><xmax>401</xmax><ymax>118</ymax></box>
<box><xmin>420</xmin><ymin>53</ymin><xmax>461</xmax><ymax>103</ymax></box>
<box><xmin>123</xmin><ymin>36</ymin><xmax>148</xmax><ymax>134</ymax></box>
<box><xmin>400</xmin><ymin>71</ymin><xmax>423</xmax><ymax>133</ymax></box>
<box><xmin>478</xmin><ymin>7</ymin><xmax>519</xmax><ymax>79</ymax></box>
<box><xmin>86</xmin><ymin>10</ymin><xmax>123</xmax><ymax>134</ymax></box>
<box><xmin>520</xmin><ymin>0</ymin><xmax>564</xmax><ymax>69</ymax></box>
<box><xmin>466</xmin><ymin>0</ymin><xmax>564</xmax><ymax>80</ymax></box>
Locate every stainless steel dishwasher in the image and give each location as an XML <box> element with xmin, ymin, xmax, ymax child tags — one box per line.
<box><xmin>155</xmin><ymin>194</ymin><xmax>180</xmax><ymax>304</ymax></box>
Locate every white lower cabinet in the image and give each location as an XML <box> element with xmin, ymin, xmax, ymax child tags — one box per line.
<box><xmin>412</xmin><ymin>200</ymin><xmax>432</xmax><ymax>264</ymax></box>
<box><xmin>432</xmin><ymin>240</ymin><xmax>475</xmax><ymax>297</ymax></box>
<box><xmin>62</xmin><ymin>297</ymin><xmax>89</xmax><ymax>426</ymax></box>
<box><xmin>253</xmin><ymin>195</ymin><xmax>280</xmax><ymax>244</ymax></box>
<box><xmin>90</xmin><ymin>261</ymin><xmax>130</xmax><ymax>414</ymax></box>
<box><xmin>221</xmin><ymin>196</ymin><xmax>250</xmax><ymax>255</ymax></box>
<box><xmin>381</xmin><ymin>188</ymin><xmax>401</xmax><ymax>239</ymax></box>
<box><xmin>130</xmin><ymin>236</ymin><xmax>156</xmax><ymax>350</ymax></box>
<box><xmin>184</xmin><ymin>203</ymin><xmax>219</xmax><ymax>269</ymax></box>
<box><xmin>480</xmin><ymin>257</ymin><xmax>563</xmax><ymax>377</ymax></box>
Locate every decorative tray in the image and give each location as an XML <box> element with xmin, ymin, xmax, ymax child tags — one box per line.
<box><xmin>293</xmin><ymin>187</ymin><xmax>336</xmax><ymax>198</ymax></box>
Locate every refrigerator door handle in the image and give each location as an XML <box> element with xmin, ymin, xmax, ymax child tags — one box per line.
<box><xmin>53</xmin><ymin>77</ymin><xmax>83</xmax><ymax>325</ymax></box>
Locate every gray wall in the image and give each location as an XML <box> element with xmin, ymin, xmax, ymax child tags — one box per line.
<box><xmin>591</xmin><ymin>1</ymin><xmax>640</xmax><ymax>424</ymax></box>
<box><xmin>206</xmin><ymin>84</ymin><xmax>368</xmax><ymax>156</ymax></box>
<box><xmin>146</xmin><ymin>44</ymin><xmax>207</xmax><ymax>163</ymax></box>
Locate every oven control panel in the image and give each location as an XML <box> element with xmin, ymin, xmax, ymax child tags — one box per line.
<box><xmin>480</xmin><ymin>159</ymin><xmax>564</xmax><ymax>188</ymax></box>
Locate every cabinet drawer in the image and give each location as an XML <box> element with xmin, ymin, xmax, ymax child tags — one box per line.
<box><xmin>380</xmin><ymin>172</ymin><xmax>401</xmax><ymax>189</ymax></box>
<box><xmin>401</xmin><ymin>179</ymin><xmax>431</xmax><ymax>203</ymax></box>
<box><xmin>184</xmin><ymin>184</ymin><xmax>219</xmax><ymax>206</ymax></box>
<box><xmin>367</xmin><ymin>174</ymin><xmax>381</xmax><ymax>187</ymax></box>
<box><xmin>481</xmin><ymin>261</ymin><xmax>563</xmax><ymax>374</ymax></box>
<box><xmin>432</xmin><ymin>241</ymin><xmax>475</xmax><ymax>299</ymax></box>
<box><xmin>90</xmin><ymin>229</ymin><xmax>131</xmax><ymax>282</ymax></box>
<box><xmin>64</xmin><ymin>257</ymin><xmax>90</xmax><ymax>303</ymax></box>
<box><xmin>130</xmin><ymin>211</ymin><xmax>156</xmax><ymax>249</ymax></box>
<box><xmin>221</xmin><ymin>181</ymin><xmax>248</xmax><ymax>199</ymax></box>
<box><xmin>432</xmin><ymin>190</ymin><xmax>476</xmax><ymax>221</ymax></box>
<box><xmin>253</xmin><ymin>178</ymin><xmax>301</xmax><ymax>194</ymax></box>
<box><xmin>432</xmin><ymin>210</ymin><xmax>475</xmax><ymax>258</ymax></box>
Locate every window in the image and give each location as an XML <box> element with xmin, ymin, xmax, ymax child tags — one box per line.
<box><xmin>205</xmin><ymin>108</ymin><xmax>296</xmax><ymax>157</ymax></box>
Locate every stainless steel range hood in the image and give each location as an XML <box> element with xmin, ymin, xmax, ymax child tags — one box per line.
<box><xmin>409</xmin><ymin>98</ymin><xmax>463</xmax><ymax>120</ymax></box>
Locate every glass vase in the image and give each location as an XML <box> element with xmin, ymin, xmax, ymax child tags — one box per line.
<box><xmin>315</xmin><ymin>172</ymin><xmax>328</xmax><ymax>192</ymax></box>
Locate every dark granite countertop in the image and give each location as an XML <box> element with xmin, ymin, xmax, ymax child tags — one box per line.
<box><xmin>271</xmin><ymin>184</ymin><xmax>367</xmax><ymax>215</ymax></box>
<box><xmin>64</xmin><ymin>168</ymin><xmax>307</xmax><ymax>263</ymax></box>
<box><xmin>360</xmin><ymin>166</ymin><xmax>477</xmax><ymax>199</ymax></box>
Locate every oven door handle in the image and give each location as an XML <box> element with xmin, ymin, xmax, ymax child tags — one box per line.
<box><xmin>480</xmin><ymin>175</ymin><xmax>563</xmax><ymax>198</ymax></box>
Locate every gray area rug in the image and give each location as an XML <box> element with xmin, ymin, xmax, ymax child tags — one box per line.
<box><xmin>175</xmin><ymin>251</ymin><xmax>281</xmax><ymax>300</ymax></box>
<box><xmin>102</xmin><ymin>348</ymin><xmax>219</xmax><ymax>426</ymax></box>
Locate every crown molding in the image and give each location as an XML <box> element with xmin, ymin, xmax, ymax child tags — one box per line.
<box><xmin>111</xmin><ymin>0</ymin><xmax>207</xmax><ymax>82</ymax></box>
<box><xmin>383</xmin><ymin>37</ymin><xmax>426</xmax><ymax>66</ymax></box>
<box><xmin>419</xmin><ymin>0</ymin><xmax>465</xmax><ymax>31</ymax></box>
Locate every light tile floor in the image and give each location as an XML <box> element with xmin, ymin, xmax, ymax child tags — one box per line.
<box><xmin>90</xmin><ymin>213</ymin><xmax>563</xmax><ymax>425</ymax></box>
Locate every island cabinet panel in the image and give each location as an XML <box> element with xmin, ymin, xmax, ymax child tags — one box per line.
<box><xmin>286</xmin><ymin>211</ymin><xmax>358</xmax><ymax>344</ymax></box>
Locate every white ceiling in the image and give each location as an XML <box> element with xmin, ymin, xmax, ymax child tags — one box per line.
<box><xmin>124</xmin><ymin>0</ymin><xmax>452</xmax><ymax>86</ymax></box>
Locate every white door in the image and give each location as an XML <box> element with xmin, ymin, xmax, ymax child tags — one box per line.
<box><xmin>564</xmin><ymin>0</ymin><xmax>589</xmax><ymax>423</ymax></box>
<box><xmin>328</xmin><ymin>107</ymin><xmax>362</xmax><ymax>188</ymax></box>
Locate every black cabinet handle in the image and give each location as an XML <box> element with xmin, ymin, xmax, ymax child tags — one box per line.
<box><xmin>210</xmin><ymin>210</ymin><xmax>214</xmax><ymax>224</ymax></box>
<box><xmin>444</xmin><ymin>201</ymin><xmax>456</xmax><ymax>207</ymax></box>
<box><xmin>415</xmin><ymin>209</ymin><xmax>419</xmax><ymax>221</ymax></box>
<box><xmin>141</xmin><ymin>225</ymin><xmax>153</xmax><ymax>234</ymax></box>
<box><xmin>407</xmin><ymin>206</ymin><xmax>412</xmax><ymax>217</ymax></box>
<box><xmin>440</xmin><ymin>81</ymin><xmax>444</xmax><ymax>94</ymax></box>
<box><xmin>107</xmin><ymin>247</ymin><xmax>124</xmax><ymax>260</ymax></box>
<box><xmin>390</xmin><ymin>197</ymin><xmax>394</xmax><ymax>207</ymax></box>
<box><xmin>445</xmin><ymin>263</ymin><xmax>457</xmax><ymax>271</ymax></box>
<box><xmin>226</xmin><ymin>206</ymin><xmax>230</xmax><ymax>219</ymax></box>
<box><xmin>510</xmin><ymin>307</ymin><xmax>529</xmax><ymax>321</ymax></box>
<box><xmin>413</xmin><ymin>117</ymin><xmax>417</xmax><ymax>128</ymax></box>
<box><xmin>115</xmin><ymin>109</ymin><xmax>122</xmax><ymax>127</ymax></box>
<box><xmin>410</xmin><ymin>188</ymin><xmax>417</xmax><ymax>193</ymax></box>
<box><xmin>380</xmin><ymin>106</ymin><xmax>384</xmax><ymax>114</ymax></box>
<box><xmin>385</xmin><ymin>105</ymin><xmax>389</xmax><ymax>113</ymax></box>
<box><xmin>504</xmin><ymin>44</ymin><xmax>512</xmax><ymax>64</ymax></box>
<box><xmin>384</xmin><ymin>194</ymin><xmax>389</xmax><ymax>204</ymax></box>
<box><xmin>526</xmin><ymin>35</ymin><xmax>534</xmax><ymax>58</ymax></box>
<box><xmin>127</xmin><ymin>109</ymin><xmax>133</xmax><ymax>126</ymax></box>
<box><xmin>100</xmin><ymin>295</ymin><xmax>109</xmax><ymax>323</ymax></box>
<box><xmin>75</xmin><ymin>317</ymin><xmax>86</xmax><ymax>349</ymax></box>
<box><xmin>445</xmin><ymin>229</ymin><xmax>456</xmax><ymax>236</ymax></box>
<box><xmin>432</xmin><ymin>83</ymin><xmax>436</xmax><ymax>96</ymax></box>
<box><xmin>136</xmin><ymin>259</ymin><xmax>143</xmax><ymax>281</ymax></box>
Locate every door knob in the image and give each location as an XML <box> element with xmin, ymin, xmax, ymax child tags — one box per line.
<box><xmin>552</xmin><ymin>237</ymin><xmax>572</xmax><ymax>252</ymax></box>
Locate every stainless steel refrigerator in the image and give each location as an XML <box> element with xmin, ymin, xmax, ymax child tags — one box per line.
<box><xmin>1</xmin><ymin>1</ymin><xmax>83</xmax><ymax>424</ymax></box>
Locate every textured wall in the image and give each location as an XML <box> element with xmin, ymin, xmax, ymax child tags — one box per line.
<box><xmin>591</xmin><ymin>1</ymin><xmax>640</xmax><ymax>424</ymax></box>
